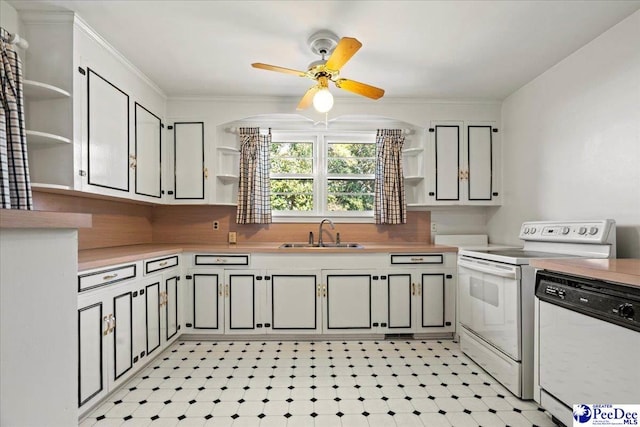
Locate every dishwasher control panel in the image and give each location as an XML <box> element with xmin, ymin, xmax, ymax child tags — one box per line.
<box><xmin>535</xmin><ymin>271</ymin><xmax>640</xmax><ymax>332</ymax></box>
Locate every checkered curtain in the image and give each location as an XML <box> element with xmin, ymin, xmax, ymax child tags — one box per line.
<box><xmin>374</xmin><ymin>129</ymin><xmax>406</xmax><ymax>224</ymax></box>
<box><xmin>0</xmin><ymin>29</ymin><xmax>32</xmax><ymax>210</ymax></box>
<box><xmin>236</xmin><ymin>127</ymin><xmax>272</xmax><ymax>224</ymax></box>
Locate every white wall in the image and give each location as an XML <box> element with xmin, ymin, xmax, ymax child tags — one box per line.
<box><xmin>0</xmin><ymin>0</ymin><xmax>19</xmax><ymax>34</ymax></box>
<box><xmin>489</xmin><ymin>11</ymin><xmax>640</xmax><ymax>258</ymax></box>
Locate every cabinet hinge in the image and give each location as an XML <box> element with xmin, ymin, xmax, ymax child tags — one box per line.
<box><xmin>132</xmin><ymin>291</ymin><xmax>138</xmax><ymax>297</ymax></box>
<box><xmin>79</xmin><ymin>170</ymin><xmax>87</xmax><ymax>177</ymax></box>
<box><xmin>381</xmin><ymin>275</ymin><xmax>387</xmax><ymax>280</ymax></box>
<box><xmin>178</xmin><ymin>325</ymin><xmax>181</xmax><ymax>330</ymax></box>
<box><xmin>492</xmin><ymin>192</ymin><xmax>499</xmax><ymax>197</ymax></box>
<box><xmin>177</xmin><ymin>277</ymin><xmax>181</xmax><ymax>281</ymax></box>
<box><xmin>372</xmin><ymin>276</ymin><xmax>379</xmax><ymax>280</ymax></box>
<box><xmin>381</xmin><ymin>323</ymin><xmax>387</xmax><ymax>327</ymax></box>
<box><xmin>492</xmin><ymin>128</ymin><xmax>499</xmax><ymax>133</ymax></box>
<box><xmin>168</xmin><ymin>125</ymin><xmax>174</xmax><ymax>130</ymax></box>
<box><xmin>167</xmin><ymin>191</ymin><xmax>174</xmax><ymax>195</ymax></box>
<box><xmin>445</xmin><ymin>321</ymin><xmax>452</xmax><ymax>326</ymax></box>
<box><xmin>256</xmin><ymin>276</ymin><xmax>263</xmax><ymax>280</ymax></box>
<box><xmin>264</xmin><ymin>276</ymin><xmax>271</xmax><ymax>280</ymax></box>
<box><xmin>446</xmin><ymin>274</ymin><xmax>453</xmax><ymax>279</ymax></box>
<box><xmin>373</xmin><ymin>322</ymin><xmax>379</xmax><ymax>327</ymax></box>
<box><xmin>428</xmin><ymin>128</ymin><xmax>435</xmax><ymax>132</ymax></box>
<box><xmin>140</xmin><ymin>289</ymin><xmax>145</xmax><ymax>295</ymax></box>
<box><xmin>161</xmin><ymin>123</ymin><xmax>165</xmax><ymax>129</ymax></box>
<box><xmin>78</xmin><ymin>67</ymin><xmax>86</xmax><ymax>75</ymax></box>
<box><xmin>186</xmin><ymin>275</ymin><xmax>192</xmax><ymax>280</ymax></box>
<box><xmin>265</xmin><ymin>323</ymin><xmax>271</xmax><ymax>328</ymax></box>
<box><xmin>186</xmin><ymin>323</ymin><xmax>193</xmax><ymax>328</ymax></box>
<box><xmin>133</xmin><ymin>356</ymin><xmax>139</xmax><ymax>363</ymax></box>
<box><xmin>429</xmin><ymin>192</ymin><xmax>435</xmax><ymax>196</ymax></box>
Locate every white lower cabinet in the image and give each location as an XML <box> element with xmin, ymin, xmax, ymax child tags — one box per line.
<box><xmin>384</xmin><ymin>256</ymin><xmax>457</xmax><ymax>335</ymax></box>
<box><xmin>322</xmin><ymin>270</ymin><xmax>377</xmax><ymax>334</ymax></box>
<box><xmin>78</xmin><ymin>277</ymin><xmax>139</xmax><ymax>414</ymax></box>
<box><xmin>78</xmin><ymin>255</ymin><xmax>181</xmax><ymax>416</ymax></box>
<box><xmin>269</xmin><ymin>271</ymin><xmax>322</xmax><ymax>334</ymax></box>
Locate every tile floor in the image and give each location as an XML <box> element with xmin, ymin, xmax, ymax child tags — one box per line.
<box><xmin>81</xmin><ymin>339</ymin><xmax>556</xmax><ymax>427</ymax></box>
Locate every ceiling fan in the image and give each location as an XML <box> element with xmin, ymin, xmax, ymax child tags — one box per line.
<box><xmin>252</xmin><ymin>30</ymin><xmax>385</xmax><ymax>112</ymax></box>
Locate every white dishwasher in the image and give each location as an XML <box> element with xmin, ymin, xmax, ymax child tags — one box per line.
<box><xmin>535</xmin><ymin>271</ymin><xmax>640</xmax><ymax>426</ymax></box>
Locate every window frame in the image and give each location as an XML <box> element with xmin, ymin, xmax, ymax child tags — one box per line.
<box><xmin>270</xmin><ymin>130</ymin><xmax>376</xmax><ymax>219</ymax></box>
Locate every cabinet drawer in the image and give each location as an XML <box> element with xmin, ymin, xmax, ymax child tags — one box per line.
<box><xmin>78</xmin><ymin>264</ymin><xmax>137</xmax><ymax>292</ymax></box>
<box><xmin>195</xmin><ymin>254</ymin><xmax>249</xmax><ymax>266</ymax></box>
<box><xmin>390</xmin><ymin>254</ymin><xmax>444</xmax><ymax>265</ymax></box>
<box><xmin>145</xmin><ymin>255</ymin><xmax>179</xmax><ymax>274</ymax></box>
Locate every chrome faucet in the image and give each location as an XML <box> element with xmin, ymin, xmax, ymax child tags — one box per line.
<box><xmin>318</xmin><ymin>218</ymin><xmax>335</xmax><ymax>247</ymax></box>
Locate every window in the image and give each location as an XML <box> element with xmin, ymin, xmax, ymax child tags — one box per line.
<box><xmin>270</xmin><ymin>132</ymin><xmax>375</xmax><ymax>217</ymax></box>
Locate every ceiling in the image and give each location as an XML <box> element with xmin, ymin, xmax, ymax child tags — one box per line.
<box><xmin>10</xmin><ymin>1</ymin><xmax>640</xmax><ymax>100</ymax></box>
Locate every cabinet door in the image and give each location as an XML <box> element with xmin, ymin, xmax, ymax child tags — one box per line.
<box><xmin>466</xmin><ymin>125</ymin><xmax>493</xmax><ymax>201</ymax></box>
<box><xmin>132</xmin><ymin>286</ymin><xmax>147</xmax><ymax>364</ymax></box>
<box><xmin>323</xmin><ymin>271</ymin><xmax>373</xmax><ymax>333</ymax></box>
<box><xmin>78</xmin><ymin>301</ymin><xmax>106</xmax><ymax>408</ymax></box>
<box><xmin>386</xmin><ymin>273</ymin><xmax>414</xmax><ymax>331</ymax></box>
<box><xmin>112</xmin><ymin>291</ymin><xmax>133</xmax><ymax>382</ymax></box>
<box><xmin>225</xmin><ymin>272</ymin><xmax>265</xmax><ymax>334</ymax></box>
<box><xmin>193</xmin><ymin>273</ymin><xmax>224</xmax><ymax>332</ymax></box>
<box><xmin>173</xmin><ymin>122</ymin><xmax>205</xmax><ymax>200</ymax></box>
<box><xmin>145</xmin><ymin>281</ymin><xmax>161</xmax><ymax>356</ymax></box>
<box><xmin>419</xmin><ymin>274</ymin><xmax>445</xmax><ymax>328</ymax></box>
<box><xmin>268</xmin><ymin>272</ymin><xmax>321</xmax><ymax>334</ymax></box>
<box><xmin>434</xmin><ymin>124</ymin><xmax>461</xmax><ymax>201</ymax></box>
<box><xmin>164</xmin><ymin>275</ymin><xmax>179</xmax><ymax>342</ymax></box>
<box><xmin>134</xmin><ymin>103</ymin><xmax>162</xmax><ymax>198</ymax></box>
<box><xmin>87</xmin><ymin>69</ymin><xmax>129</xmax><ymax>192</ymax></box>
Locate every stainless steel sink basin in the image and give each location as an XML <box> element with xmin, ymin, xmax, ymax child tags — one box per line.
<box><xmin>279</xmin><ymin>243</ymin><xmax>363</xmax><ymax>249</ymax></box>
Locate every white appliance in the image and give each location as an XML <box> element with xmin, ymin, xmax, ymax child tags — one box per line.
<box><xmin>535</xmin><ymin>271</ymin><xmax>640</xmax><ymax>426</ymax></box>
<box><xmin>456</xmin><ymin>220</ymin><xmax>616</xmax><ymax>399</ymax></box>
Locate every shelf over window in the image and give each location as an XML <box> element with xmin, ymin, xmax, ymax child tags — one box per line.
<box><xmin>23</xmin><ymin>80</ymin><xmax>70</xmax><ymax>100</ymax></box>
<box><xmin>26</xmin><ymin>130</ymin><xmax>71</xmax><ymax>145</ymax></box>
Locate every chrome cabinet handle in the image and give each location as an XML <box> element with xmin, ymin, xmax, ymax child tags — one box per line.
<box><xmin>159</xmin><ymin>261</ymin><xmax>168</xmax><ymax>267</ymax></box>
<box><xmin>225</xmin><ymin>284</ymin><xmax>229</xmax><ymax>297</ymax></box>
<box><xmin>412</xmin><ymin>283</ymin><xmax>416</xmax><ymax>296</ymax></box>
<box><xmin>109</xmin><ymin>315</ymin><xmax>116</xmax><ymax>333</ymax></box>
<box><xmin>103</xmin><ymin>273</ymin><xmax>118</xmax><ymax>280</ymax></box>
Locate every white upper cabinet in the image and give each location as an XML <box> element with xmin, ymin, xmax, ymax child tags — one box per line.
<box><xmin>426</xmin><ymin>121</ymin><xmax>501</xmax><ymax>205</ymax></box>
<box><xmin>21</xmin><ymin>11</ymin><xmax>166</xmax><ymax>202</ymax></box>
<box><xmin>134</xmin><ymin>103</ymin><xmax>162</xmax><ymax>199</ymax></box>
<box><xmin>167</xmin><ymin>122</ymin><xmax>208</xmax><ymax>203</ymax></box>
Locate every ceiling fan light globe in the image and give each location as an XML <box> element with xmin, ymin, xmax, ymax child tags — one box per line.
<box><xmin>313</xmin><ymin>89</ymin><xmax>334</xmax><ymax>113</ymax></box>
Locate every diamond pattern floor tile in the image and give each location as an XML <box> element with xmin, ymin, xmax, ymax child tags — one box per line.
<box><xmin>81</xmin><ymin>340</ymin><xmax>553</xmax><ymax>426</ymax></box>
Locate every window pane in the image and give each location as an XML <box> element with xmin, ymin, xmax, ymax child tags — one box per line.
<box><xmin>270</xmin><ymin>179</ymin><xmax>313</xmax><ymax>211</ymax></box>
<box><xmin>327</xmin><ymin>143</ymin><xmax>376</xmax><ymax>175</ymax></box>
<box><xmin>327</xmin><ymin>194</ymin><xmax>374</xmax><ymax>211</ymax></box>
<box><xmin>271</xmin><ymin>142</ymin><xmax>313</xmax><ymax>174</ymax></box>
<box><xmin>328</xmin><ymin>179</ymin><xmax>375</xmax><ymax>193</ymax></box>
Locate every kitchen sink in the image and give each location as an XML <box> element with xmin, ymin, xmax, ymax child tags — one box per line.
<box><xmin>279</xmin><ymin>242</ymin><xmax>364</xmax><ymax>249</ymax></box>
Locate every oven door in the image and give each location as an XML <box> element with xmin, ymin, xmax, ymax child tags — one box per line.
<box><xmin>458</xmin><ymin>256</ymin><xmax>521</xmax><ymax>360</ymax></box>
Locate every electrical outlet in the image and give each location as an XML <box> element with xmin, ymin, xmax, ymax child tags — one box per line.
<box><xmin>431</xmin><ymin>223</ymin><xmax>437</xmax><ymax>233</ymax></box>
<box><xmin>213</xmin><ymin>221</ymin><xmax>219</xmax><ymax>230</ymax></box>
<box><xmin>228</xmin><ymin>231</ymin><xmax>237</xmax><ymax>244</ymax></box>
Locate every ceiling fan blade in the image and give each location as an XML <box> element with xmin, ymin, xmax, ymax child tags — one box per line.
<box><xmin>334</xmin><ymin>78</ymin><xmax>385</xmax><ymax>100</ymax></box>
<box><xmin>325</xmin><ymin>37</ymin><xmax>362</xmax><ymax>71</ymax></box>
<box><xmin>252</xmin><ymin>63</ymin><xmax>306</xmax><ymax>77</ymax></box>
<box><xmin>297</xmin><ymin>86</ymin><xmax>320</xmax><ymax>110</ymax></box>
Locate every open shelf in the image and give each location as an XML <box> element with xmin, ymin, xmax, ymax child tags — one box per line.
<box><xmin>31</xmin><ymin>182</ymin><xmax>73</xmax><ymax>191</ymax></box>
<box><xmin>217</xmin><ymin>174</ymin><xmax>239</xmax><ymax>184</ymax></box>
<box><xmin>402</xmin><ymin>147</ymin><xmax>424</xmax><ymax>156</ymax></box>
<box><xmin>217</xmin><ymin>146</ymin><xmax>240</xmax><ymax>154</ymax></box>
<box><xmin>23</xmin><ymin>80</ymin><xmax>70</xmax><ymax>100</ymax></box>
<box><xmin>404</xmin><ymin>176</ymin><xmax>424</xmax><ymax>183</ymax></box>
<box><xmin>26</xmin><ymin>130</ymin><xmax>71</xmax><ymax>145</ymax></box>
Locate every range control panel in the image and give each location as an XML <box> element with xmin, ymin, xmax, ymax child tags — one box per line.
<box><xmin>519</xmin><ymin>220</ymin><xmax>615</xmax><ymax>244</ymax></box>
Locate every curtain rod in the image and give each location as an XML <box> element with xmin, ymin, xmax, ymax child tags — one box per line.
<box><xmin>1</xmin><ymin>30</ymin><xmax>29</xmax><ymax>49</ymax></box>
<box><xmin>225</xmin><ymin>127</ymin><xmax>414</xmax><ymax>135</ymax></box>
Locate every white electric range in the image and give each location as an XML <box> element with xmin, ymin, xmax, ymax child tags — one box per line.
<box><xmin>456</xmin><ymin>220</ymin><xmax>617</xmax><ymax>399</ymax></box>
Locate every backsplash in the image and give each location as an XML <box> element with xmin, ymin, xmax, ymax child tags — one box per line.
<box><xmin>152</xmin><ymin>205</ymin><xmax>431</xmax><ymax>244</ymax></box>
<box><xmin>33</xmin><ymin>191</ymin><xmax>431</xmax><ymax>249</ymax></box>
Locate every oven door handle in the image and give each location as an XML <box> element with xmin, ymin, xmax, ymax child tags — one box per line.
<box><xmin>458</xmin><ymin>259</ymin><xmax>520</xmax><ymax>279</ymax></box>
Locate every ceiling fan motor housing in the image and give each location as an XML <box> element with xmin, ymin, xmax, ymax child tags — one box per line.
<box><xmin>308</xmin><ymin>30</ymin><xmax>340</xmax><ymax>58</ymax></box>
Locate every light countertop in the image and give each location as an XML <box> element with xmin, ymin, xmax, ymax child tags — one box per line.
<box><xmin>0</xmin><ymin>209</ymin><xmax>92</xmax><ymax>229</ymax></box>
<box><xmin>530</xmin><ymin>258</ymin><xmax>640</xmax><ymax>287</ymax></box>
<box><xmin>78</xmin><ymin>242</ymin><xmax>458</xmax><ymax>271</ymax></box>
